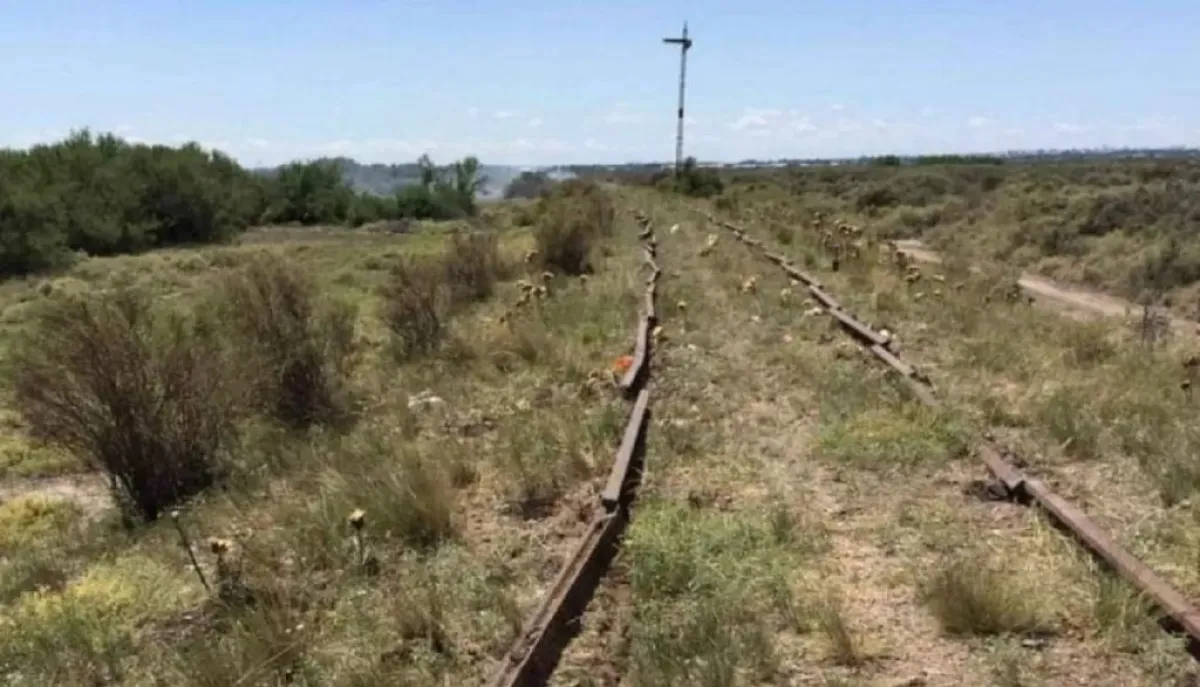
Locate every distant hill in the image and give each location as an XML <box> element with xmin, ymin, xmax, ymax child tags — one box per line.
<box><xmin>253</xmin><ymin>157</ymin><xmax>526</xmax><ymax>199</ymax></box>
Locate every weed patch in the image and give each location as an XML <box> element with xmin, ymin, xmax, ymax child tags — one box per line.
<box><xmin>624</xmin><ymin>501</ymin><xmax>826</xmax><ymax>686</ymax></box>
<box><xmin>919</xmin><ymin>547</ymin><xmax>1057</xmax><ymax>637</ymax></box>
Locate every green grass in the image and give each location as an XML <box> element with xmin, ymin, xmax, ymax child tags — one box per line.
<box><xmin>623</xmin><ymin>500</ymin><xmax>829</xmax><ymax>686</ymax></box>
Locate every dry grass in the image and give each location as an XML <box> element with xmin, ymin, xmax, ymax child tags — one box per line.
<box><xmin>0</xmin><ymin>185</ymin><xmax>651</xmax><ymax>685</ymax></box>
<box><xmin>4</xmin><ymin>171</ymin><xmax>1200</xmax><ymax>686</ymax></box>
<box><xmin>918</xmin><ymin>546</ymin><xmax>1056</xmax><ymax>637</ymax></box>
<box><xmin>554</xmin><ymin>183</ymin><xmax>1200</xmax><ymax>685</ymax></box>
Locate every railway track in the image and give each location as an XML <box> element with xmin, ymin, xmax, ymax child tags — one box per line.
<box><xmin>710</xmin><ymin>212</ymin><xmax>1200</xmax><ymax>664</ymax></box>
<box><xmin>484</xmin><ymin>211</ymin><xmax>662</xmax><ymax>687</ymax></box>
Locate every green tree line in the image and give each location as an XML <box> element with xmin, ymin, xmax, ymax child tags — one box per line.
<box><xmin>0</xmin><ymin>131</ymin><xmax>486</xmax><ymax>278</ymax></box>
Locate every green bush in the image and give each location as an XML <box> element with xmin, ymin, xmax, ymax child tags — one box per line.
<box><xmin>504</xmin><ymin>171</ymin><xmax>556</xmax><ymax>199</ymax></box>
<box><xmin>261</xmin><ymin>160</ymin><xmax>353</xmax><ymax>225</ymax></box>
<box><xmin>651</xmin><ymin>157</ymin><xmax>725</xmax><ymax>198</ymax></box>
<box><xmin>0</xmin><ymin>131</ymin><xmax>265</xmax><ymax>276</ymax></box>
<box><xmin>0</xmin><ymin>132</ymin><xmax>493</xmax><ymax>277</ymax></box>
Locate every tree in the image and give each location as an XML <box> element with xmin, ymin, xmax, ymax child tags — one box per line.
<box><xmin>417</xmin><ymin>154</ymin><xmax>437</xmax><ymax>189</ymax></box>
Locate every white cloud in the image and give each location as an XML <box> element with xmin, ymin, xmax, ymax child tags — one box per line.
<box><xmin>745</xmin><ymin>108</ymin><xmax>783</xmax><ymax>118</ymax></box>
<box><xmin>835</xmin><ymin>118</ymin><xmax>863</xmax><ymax>133</ymax></box>
<box><xmin>527</xmin><ymin>117</ymin><xmax>543</xmax><ymax>128</ymax></box>
<box><xmin>967</xmin><ymin>116</ymin><xmax>992</xmax><ymax>128</ymax></box>
<box><xmin>313</xmin><ymin>139</ymin><xmax>356</xmax><ymax>154</ymax></box>
<box><xmin>729</xmin><ymin>113</ymin><xmax>769</xmax><ymax>131</ymax></box>
<box><xmin>1053</xmin><ymin>122</ymin><xmax>1086</xmax><ymax>134</ymax></box>
<box><xmin>830</xmin><ymin>103</ymin><xmax>845</xmax><ymax>112</ymax></box>
<box><xmin>583</xmin><ymin>138</ymin><xmax>608</xmax><ymax>151</ymax></box>
<box><xmin>494</xmin><ymin>110</ymin><xmax>518</xmax><ymax>120</ymax></box>
<box><xmin>788</xmin><ymin>116</ymin><xmax>817</xmax><ymax>133</ymax></box>
<box><xmin>1131</xmin><ymin>116</ymin><xmax>1169</xmax><ymax>132</ymax></box>
<box><xmin>602</xmin><ymin>103</ymin><xmax>643</xmax><ymax>124</ymax></box>
<box><xmin>728</xmin><ymin>107</ymin><xmax>787</xmax><ymax>132</ymax></box>
<box><xmin>467</xmin><ymin>107</ymin><xmax>480</xmax><ymax>119</ymax></box>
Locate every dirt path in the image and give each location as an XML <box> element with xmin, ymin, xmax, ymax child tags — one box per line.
<box><xmin>893</xmin><ymin>239</ymin><xmax>1196</xmax><ymax>334</ymax></box>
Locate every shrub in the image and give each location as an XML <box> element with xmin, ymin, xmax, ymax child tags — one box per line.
<box><xmin>391</xmin><ymin>154</ymin><xmax>485</xmax><ymax>221</ymax></box>
<box><xmin>533</xmin><ymin>181</ymin><xmax>615</xmax><ymax>275</ymax></box>
<box><xmin>10</xmin><ymin>289</ymin><xmax>239</xmax><ymax>521</ymax></box>
<box><xmin>441</xmin><ymin>230</ymin><xmax>505</xmax><ymax>308</ymax></box>
<box><xmin>0</xmin><ymin>132</ymin><xmax>499</xmax><ymax>278</ymax></box>
<box><xmin>261</xmin><ymin>160</ymin><xmax>354</xmax><ymax>225</ymax></box>
<box><xmin>503</xmin><ymin>171</ymin><xmax>556</xmax><ymax>199</ymax></box>
<box><xmin>215</xmin><ymin>256</ymin><xmax>357</xmax><ymax>431</ymax></box>
<box><xmin>673</xmin><ymin>157</ymin><xmax>726</xmax><ymax>198</ymax></box>
<box><xmin>394</xmin><ymin>184</ymin><xmax>468</xmax><ymax>221</ymax></box>
<box><xmin>0</xmin><ymin>131</ymin><xmax>264</xmax><ymax>277</ymax></box>
<box><xmin>345</xmin><ymin>192</ymin><xmax>398</xmax><ymax>228</ymax></box>
<box><xmin>381</xmin><ymin>258</ymin><xmax>445</xmax><ymax>361</ymax></box>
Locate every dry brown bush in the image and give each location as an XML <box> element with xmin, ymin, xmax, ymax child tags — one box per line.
<box><xmin>216</xmin><ymin>255</ymin><xmax>357</xmax><ymax>430</ymax></box>
<box><xmin>10</xmin><ymin>289</ymin><xmax>239</xmax><ymax>521</ymax></box>
<box><xmin>381</xmin><ymin>257</ymin><xmax>446</xmax><ymax>361</ymax></box>
<box><xmin>440</xmin><ymin>230</ymin><xmax>507</xmax><ymax>308</ymax></box>
<box><xmin>533</xmin><ymin>180</ymin><xmax>616</xmax><ymax>276</ymax></box>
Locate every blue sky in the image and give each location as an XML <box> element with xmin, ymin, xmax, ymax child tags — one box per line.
<box><xmin>2</xmin><ymin>1</ymin><xmax>1199</xmax><ymax>166</ymax></box>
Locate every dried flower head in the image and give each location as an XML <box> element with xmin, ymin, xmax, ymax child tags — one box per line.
<box><xmin>208</xmin><ymin>537</ymin><xmax>231</xmax><ymax>555</ymax></box>
<box><xmin>348</xmin><ymin>509</ymin><xmax>366</xmax><ymax>530</ymax></box>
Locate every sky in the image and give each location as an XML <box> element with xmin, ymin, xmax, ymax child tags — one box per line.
<box><xmin>2</xmin><ymin>1</ymin><xmax>1199</xmax><ymax>167</ymax></box>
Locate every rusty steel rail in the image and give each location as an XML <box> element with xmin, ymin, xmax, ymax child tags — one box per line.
<box><xmin>714</xmin><ymin>213</ymin><xmax>1200</xmax><ymax>661</ymax></box>
<box><xmin>714</xmin><ymin>218</ymin><xmax>934</xmax><ymax>402</ymax></box>
<box><xmin>485</xmin><ymin>211</ymin><xmax>662</xmax><ymax>687</ymax></box>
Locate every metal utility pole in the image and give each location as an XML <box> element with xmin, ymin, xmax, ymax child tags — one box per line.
<box><xmin>662</xmin><ymin>22</ymin><xmax>693</xmax><ymax>176</ymax></box>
